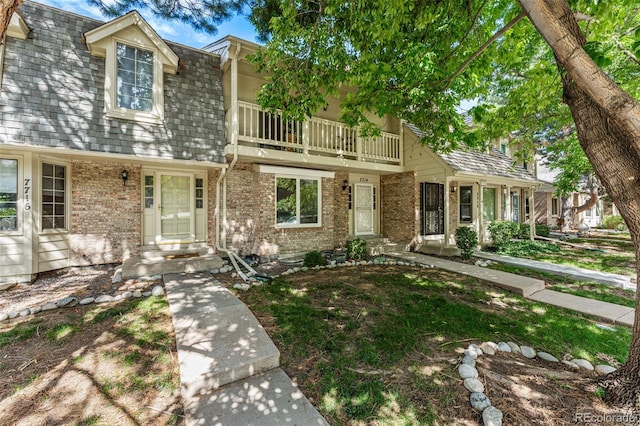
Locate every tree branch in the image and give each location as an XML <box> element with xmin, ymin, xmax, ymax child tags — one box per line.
<box><xmin>442</xmin><ymin>11</ymin><xmax>527</xmax><ymax>89</ymax></box>
<box><xmin>613</xmin><ymin>36</ymin><xmax>640</xmax><ymax>67</ymax></box>
<box><xmin>441</xmin><ymin>0</ymin><xmax>490</xmax><ymax>64</ymax></box>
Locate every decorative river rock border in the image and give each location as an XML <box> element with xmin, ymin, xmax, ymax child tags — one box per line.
<box><xmin>458</xmin><ymin>341</ymin><xmax>618</xmax><ymax>425</ymax></box>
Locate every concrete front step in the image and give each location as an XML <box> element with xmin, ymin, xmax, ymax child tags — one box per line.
<box><xmin>122</xmin><ymin>253</ymin><xmax>224</xmax><ymax>280</ymax></box>
<box><xmin>368</xmin><ymin>241</ymin><xmax>411</xmax><ymax>256</ymax></box>
<box><xmin>140</xmin><ymin>243</ymin><xmax>214</xmax><ymax>260</ymax></box>
<box><xmin>185</xmin><ymin>368</ymin><xmax>329</xmax><ymax>426</ymax></box>
<box><xmin>164</xmin><ymin>273</ymin><xmax>280</xmax><ymax>399</ymax></box>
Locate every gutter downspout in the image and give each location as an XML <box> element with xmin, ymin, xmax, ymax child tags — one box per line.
<box><xmin>215</xmin><ymin>41</ymin><xmax>257</xmax><ymax>281</ymax></box>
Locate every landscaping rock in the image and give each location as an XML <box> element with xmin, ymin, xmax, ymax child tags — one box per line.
<box><xmin>464</xmin><ymin>348</ymin><xmax>478</xmax><ymax>360</ymax></box>
<box><xmin>595</xmin><ymin>365</ymin><xmax>617</xmax><ymax>375</ymax></box>
<box><xmin>562</xmin><ymin>360</ymin><xmax>579</xmax><ymax>369</ymax></box>
<box><xmin>470</xmin><ymin>392</ymin><xmax>491</xmax><ymax>412</ymax></box>
<box><xmin>122</xmin><ymin>291</ymin><xmax>133</xmax><ymax>300</ymax></box>
<box><xmin>461</xmin><ymin>355</ymin><xmax>476</xmax><ymax>367</ymax></box>
<box><xmin>483</xmin><ymin>406</ymin><xmax>503</xmax><ymax>426</ymax></box>
<box><xmin>571</xmin><ymin>359</ymin><xmax>594</xmax><ymax>371</ymax></box>
<box><xmin>233</xmin><ymin>283</ymin><xmax>250</xmax><ymax>291</ymax></box>
<box><xmin>595</xmin><ymin>323</ymin><xmax>616</xmax><ymax>332</ymax></box>
<box><xmin>19</xmin><ymin>308</ymin><xmax>31</xmax><ymax>317</ymax></box>
<box><xmin>151</xmin><ymin>286</ymin><xmax>165</xmax><ymax>297</ymax></box>
<box><xmin>231</xmin><ymin>272</ymin><xmax>238</xmax><ymax>278</ymax></box>
<box><xmin>56</xmin><ymin>296</ymin><xmax>78</xmax><ymax>308</ymax></box>
<box><xmin>507</xmin><ymin>342</ymin><xmax>521</xmax><ymax>353</ymax></box>
<box><xmin>79</xmin><ymin>297</ymin><xmax>95</xmax><ymax>305</ymax></box>
<box><xmin>480</xmin><ymin>342</ymin><xmax>497</xmax><ymax>355</ymax></box>
<box><xmin>8</xmin><ymin>311</ymin><xmax>18</xmax><ymax>319</ymax></box>
<box><xmin>520</xmin><ymin>346</ymin><xmax>536</xmax><ymax>359</ymax></box>
<box><xmin>0</xmin><ymin>282</ymin><xmax>17</xmax><ymax>291</ymax></box>
<box><xmin>497</xmin><ymin>342</ymin><xmax>511</xmax><ymax>353</ymax></box>
<box><xmin>31</xmin><ymin>306</ymin><xmax>41</xmax><ymax>314</ymax></box>
<box><xmin>143</xmin><ymin>291</ymin><xmax>152</xmax><ymax>297</ymax></box>
<box><xmin>112</xmin><ymin>269</ymin><xmax>122</xmax><ymax>284</ymax></box>
<box><xmin>133</xmin><ymin>290</ymin><xmax>142</xmax><ymax>298</ymax></box>
<box><xmin>537</xmin><ymin>352</ymin><xmax>559</xmax><ymax>362</ymax></box>
<box><xmin>114</xmin><ymin>295</ymin><xmax>122</xmax><ymax>302</ymax></box>
<box><xmin>463</xmin><ymin>378</ymin><xmax>484</xmax><ymax>393</ymax></box>
<box><xmin>0</xmin><ymin>312</ymin><xmax>8</xmax><ymax>322</ymax></box>
<box><xmin>458</xmin><ymin>364</ymin><xmax>478</xmax><ymax>379</ymax></box>
<box><xmin>42</xmin><ymin>302</ymin><xmax>58</xmax><ymax>311</ymax></box>
<box><xmin>95</xmin><ymin>295</ymin><xmax>115</xmax><ymax>304</ymax></box>
<box><xmin>210</xmin><ymin>268</ymin><xmax>220</xmax><ymax>274</ymax></box>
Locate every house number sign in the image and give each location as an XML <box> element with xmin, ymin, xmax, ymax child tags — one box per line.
<box><xmin>359</xmin><ymin>177</ymin><xmax>369</xmax><ymax>182</ymax></box>
<box><xmin>24</xmin><ymin>178</ymin><xmax>31</xmax><ymax>210</ymax></box>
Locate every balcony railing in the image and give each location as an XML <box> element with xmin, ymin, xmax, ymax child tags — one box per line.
<box><xmin>231</xmin><ymin>101</ymin><xmax>402</xmax><ymax>165</ymax></box>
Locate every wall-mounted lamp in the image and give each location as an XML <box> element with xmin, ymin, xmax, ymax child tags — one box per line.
<box><xmin>121</xmin><ymin>169</ymin><xmax>129</xmax><ymax>186</ymax></box>
<box><xmin>342</xmin><ymin>180</ymin><xmax>349</xmax><ymax>191</ymax></box>
<box><xmin>450</xmin><ymin>186</ymin><xmax>457</xmax><ymax>193</ymax></box>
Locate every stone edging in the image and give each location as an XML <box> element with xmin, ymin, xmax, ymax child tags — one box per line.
<box><xmin>458</xmin><ymin>341</ymin><xmax>618</xmax><ymax>426</ymax></box>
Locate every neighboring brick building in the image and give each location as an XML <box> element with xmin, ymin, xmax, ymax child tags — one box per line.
<box><xmin>0</xmin><ymin>2</ymin><xmax>225</xmax><ymax>283</ymax></box>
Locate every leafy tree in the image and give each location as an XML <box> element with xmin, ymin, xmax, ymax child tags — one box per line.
<box><xmin>3</xmin><ymin>0</ymin><xmax>640</xmax><ymax>407</ymax></box>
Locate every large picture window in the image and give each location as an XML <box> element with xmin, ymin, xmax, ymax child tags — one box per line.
<box><xmin>116</xmin><ymin>43</ymin><xmax>154</xmax><ymax>112</ymax></box>
<box><xmin>42</xmin><ymin>163</ymin><xmax>67</xmax><ymax>230</ymax></box>
<box><xmin>459</xmin><ymin>186</ymin><xmax>472</xmax><ymax>223</ymax></box>
<box><xmin>276</xmin><ymin>177</ymin><xmax>320</xmax><ymax>226</ymax></box>
<box><xmin>0</xmin><ymin>159</ymin><xmax>18</xmax><ymax>231</ymax></box>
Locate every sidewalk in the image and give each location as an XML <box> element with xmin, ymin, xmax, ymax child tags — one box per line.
<box><xmin>388</xmin><ymin>251</ymin><xmax>635</xmax><ymax>327</ymax></box>
<box><xmin>163</xmin><ymin>272</ymin><xmax>329</xmax><ymax>426</ymax></box>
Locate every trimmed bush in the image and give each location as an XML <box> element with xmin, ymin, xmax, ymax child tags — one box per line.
<box><xmin>455</xmin><ymin>226</ymin><xmax>478</xmax><ymax>259</ymax></box>
<box><xmin>488</xmin><ymin>221</ymin><xmax>520</xmax><ymax>248</ymax></box>
<box><xmin>304</xmin><ymin>250</ymin><xmax>326</xmax><ymax>267</ymax></box>
<box><xmin>602</xmin><ymin>215</ymin><xmax>627</xmax><ymax>231</ymax></box>
<box><xmin>346</xmin><ymin>238</ymin><xmax>368</xmax><ymax>260</ymax></box>
<box><xmin>518</xmin><ymin>224</ymin><xmax>551</xmax><ymax>239</ymax></box>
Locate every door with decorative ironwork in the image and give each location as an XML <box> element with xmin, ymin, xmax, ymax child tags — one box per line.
<box><xmin>420</xmin><ymin>183</ymin><xmax>444</xmax><ymax>235</ymax></box>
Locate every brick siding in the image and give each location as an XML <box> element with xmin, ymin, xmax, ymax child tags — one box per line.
<box><xmin>381</xmin><ymin>172</ymin><xmax>416</xmax><ymax>241</ymax></box>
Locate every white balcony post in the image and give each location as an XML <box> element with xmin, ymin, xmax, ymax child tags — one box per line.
<box><xmin>356</xmin><ymin>130</ymin><xmax>363</xmax><ymax>162</ymax></box>
<box><xmin>303</xmin><ymin>120</ymin><xmax>310</xmax><ymax>155</ymax></box>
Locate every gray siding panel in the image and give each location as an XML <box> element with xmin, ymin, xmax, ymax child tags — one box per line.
<box><xmin>0</xmin><ymin>2</ymin><xmax>225</xmax><ymax>164</ymax></box>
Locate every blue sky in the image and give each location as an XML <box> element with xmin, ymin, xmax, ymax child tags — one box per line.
<box><xmin>39</xmin><ymin>0</ymin><xmax>260</xmax><ymax>48</ymax></box>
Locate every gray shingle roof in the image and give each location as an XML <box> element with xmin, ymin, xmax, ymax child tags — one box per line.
<box><xmin>405</xmin><ymin>123</ymin><xmax>538</xmax><ymax>182</ymax></box>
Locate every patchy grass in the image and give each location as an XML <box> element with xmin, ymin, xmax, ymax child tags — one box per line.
<box><xmin>0</xmin><ymin>297</ymin><xmax>182</xmax><ymax>425</ymax></box>
<box><xmin>239</xmin><ymin>266</ymin><xmax>631</xmax><ymax>425</ymax></box>
<box><xmin>490</xmin><ymin>263</ymin><xmax>636</xmax><ymax>308</ymax></box>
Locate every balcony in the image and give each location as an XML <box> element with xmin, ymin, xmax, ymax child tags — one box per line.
<box><xmin>229</xmin><ymin>101</ymin><xmax>402</xmax><ymax>165</ymax></box>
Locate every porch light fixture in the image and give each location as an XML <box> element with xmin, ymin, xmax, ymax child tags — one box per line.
<box><xmin>342</xmin><ymin>180</ymin><xmax>349</xmax><ymax>191</ymax></box>
<box><xmin>450</xmin><ymin>186</ymin><xmax>457</xmax><ymax>193</ymax></box>
<box><xmin>121</xmin><ymin>169</ymin><xmax>129</xmax><ymax>186</ymax></box>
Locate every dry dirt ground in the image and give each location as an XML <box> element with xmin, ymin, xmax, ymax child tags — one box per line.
<box><xmin>0</xmin><ymin>263</ymin><xmax>635</xmax><ymax>425</ymax></box>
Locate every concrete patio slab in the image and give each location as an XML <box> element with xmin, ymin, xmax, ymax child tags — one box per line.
<box><xmin>185</xmin><ymin>368</ymin><xmax>329</xmax><ymax>426</ymax></box>
<box><xmin>122</xmin><ymin>253</ymin><xmax>224</xmax><ymax>280</ymax></box>
<box><xmin>528</xmin><ymin>289</ymin><xmax>635</xmax><ymax>326</ymax></box>
<box><xmin>164</xmin><ymin>273</ymin><xmax>279</xmax><ymax>398</ymax></box>
<box><xmin>475</xmin><ymin>251</ymin><xmax>633</xmax><ymax>290</ymax></box>
<box><xmin>389</xmin><ymin>251</ymin><xmax>545</xmax><ymax>297</ymax></box>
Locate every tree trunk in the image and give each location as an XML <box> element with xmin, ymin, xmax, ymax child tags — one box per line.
<box><xmin>518</xmin><ymin>0</ymin><xmax>640</xmax><ymax>407</ymax></box>
<box><xmin>0</xmin><ymin>0</ymin><xmax>22</xmax><ymax>43</ymax></box>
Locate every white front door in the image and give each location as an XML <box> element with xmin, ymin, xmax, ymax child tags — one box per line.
<box><xmin>159</xmin><ymin>174</ymin><xmax>193</xmax><ymax>243</ymax></box>
<box><xmin>354</xmin><ymin>183</ymin><xmax>374</xmax><ymax>235</ymax></box>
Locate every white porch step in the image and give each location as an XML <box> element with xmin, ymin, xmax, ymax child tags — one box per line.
<box><xmin>140</xmin><ymin>243</ymin><xmax>214</xmax><ymax>260</ymax></box>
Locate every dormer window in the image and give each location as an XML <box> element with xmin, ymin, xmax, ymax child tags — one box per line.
<box><xmin>85</xmin><ymin>11</ymin><xmax>178</xmax><ymax>124</ymax></box>
<box><xmin>116</xmin><ymin>43</ymin><xmax>153</xmax><ymax>112</ymax></box>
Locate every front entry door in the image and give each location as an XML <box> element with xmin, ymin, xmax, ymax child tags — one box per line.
<box><xmin>420</xmin><ymin>183</ymin><xmax>444</xmax><ymax>235</ymax></box>
<box><xmin>159</xmin><ymin>174</ymin><xmax>192</xmax><ymax>242</ymax></box>
<box><xmin>354</xmin><ymin>183</ymin><xmax>374</xmax><ymax>235</ymax></box>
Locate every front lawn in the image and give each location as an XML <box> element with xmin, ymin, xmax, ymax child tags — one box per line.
<box><xmin>492</xmin><ymin>239</ymin><xmax>636</xmax><ymax>277</ymax></box>
<box><xmin>239</xmin><ymin>266</ymin><xmax>631</xmax><ymax>425</ymax></box>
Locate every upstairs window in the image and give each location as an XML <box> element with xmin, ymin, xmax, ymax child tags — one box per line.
<box><xmin>116</xmin><ymin>43</ymin><xmax>154</xmax><ymax>112</ymax></box>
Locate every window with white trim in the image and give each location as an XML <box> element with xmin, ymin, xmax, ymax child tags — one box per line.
<box><xmin>276</xmin><ymin>177</ymin><xmax>320</xmax><ymax>226</ymax></box>
<box><xmin>0</xmin><ymin>158</ymin><xmax>18</xmax><ymax>231</ymax></box>
<box><xmin>116</xmin><ymin>43</ymin><xmax>154</xmax><ymax>112</ymax></box>
<box><xmin>459</xmin><ymin>186</ymin><xmax>472</xmax><ymax>223</ymax></box>
<box><xmin>42</xmin><ymin>163</ymin><xmax>67</xmax><ymax>231</ymax></box>
<box><xmin>551</xmin><ymin>197</ymin><xmax>559</xmax><ymax>216</ymax></box>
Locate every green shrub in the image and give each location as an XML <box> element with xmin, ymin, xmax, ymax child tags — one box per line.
<box><xmin>455</xmin><ymin>227</ymin><xmax>478</xmax><ymax>259</ymax></box>
<box><xmin>517</xmin><ymin>224</ymin><xmax>550</xmax><ymax>239</ymax></box>
<box><xmin>304</xmin><ymin>250</ymin><xmax>326</xmax><ymax>267</ymax></box>
<box><xmin>602</xmin><ymin>215</ymin><xmax>626</xmax><ymax>231</ymax></box>
<box><xmin>497</xmin><ymin>240</ymin><xmax>561</xmax><ymax>257</ymax></box>
<box><xmin>488</xmin><ymin>221</ymin><xmax>520</xmax><ymax>248</ymax></box>
<box><xmin>346</xmin><ymin>238</ymin><xmax>368</xmax><ymax>260</ymax></box>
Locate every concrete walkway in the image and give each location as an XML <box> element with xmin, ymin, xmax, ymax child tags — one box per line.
<box><xmin>475</xmin><ymin>251</ymin><xmax>633</xmax><ymax>290</ymax></box>
<box><xmin>389</xmin><ymin>251</ymin><xmax>635</xmax><ymax>327</ymax></box>
<box><xmin>163</xmin><ymin>272</ymin><xmax>329</xmax><ymax>426</ymax></box>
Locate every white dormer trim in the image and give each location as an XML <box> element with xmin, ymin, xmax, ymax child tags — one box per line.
<box><xmin>85</xmin><ymin>11</ymin><xmax>178</xmax><ymax>74</ymax></box>
<box><xmin>7</xmin><ymin>13</ymin><xmax>30</xmax><ymax>40</ymax></box>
